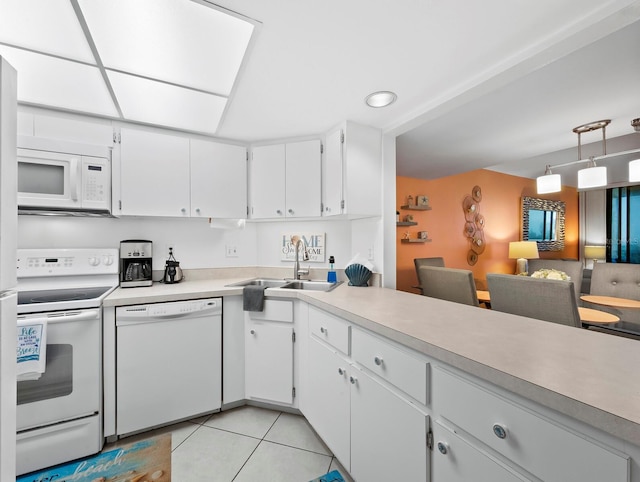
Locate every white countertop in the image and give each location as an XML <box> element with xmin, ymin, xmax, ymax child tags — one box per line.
<box><xmin>104</xmin><ymin>277</ymin><xmax>640</xmax><ymax>447</ymax></box>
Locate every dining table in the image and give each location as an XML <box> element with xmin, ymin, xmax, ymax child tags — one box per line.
<box><xmin>477</xmin><ymin>290</ymin><xmax>621</xmax><ymax>325</ymax></box>
<box><xmin>580</xmin><ymin>295</ymin><xmax>640</xmax><ymax>309</ymax></box>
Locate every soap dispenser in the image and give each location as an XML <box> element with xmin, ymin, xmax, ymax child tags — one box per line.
<box><xmin>327</xmin><ymin>256</ymin><xmax>337</xmax><ymax>283</ymax></box>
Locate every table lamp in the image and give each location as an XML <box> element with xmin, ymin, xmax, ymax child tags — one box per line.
<box><xmin>508</xmin><ymin>241</ymin><xmax>539</xmax><ymax>275</ymax></box>
<box><xmin>584</xmin><ymin>245</ymin><xmax>606</xmax><ymax>267</ymax></box>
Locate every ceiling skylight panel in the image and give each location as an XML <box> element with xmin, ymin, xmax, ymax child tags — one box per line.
<box><xmin>79</xmin><ymin>0</ymin><xmax>255</xmax><ymax>95</ymax></box>
<box><xmin>0</xmin><ymin>45</ymin><xmax>118</xmax><ymax>117</ymax></box>
<box><xmin>107</xmin><ymin>71</ymin><xmax>227</xmax><ymax>134</ymax></box>
<box><xmin>0</xmin><ymin>0</ymin><xmax>95</xmax><ymax>63</ymax></box>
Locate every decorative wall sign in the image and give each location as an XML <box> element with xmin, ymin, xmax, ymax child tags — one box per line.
<box><xmin>281</xmin><ymin>233</ymin><xmax>326</xmax><ymax>262</ymax></box>
<box><xmin>463</xmin><ymin>186</ymin><xmax>486</xmax><ymax>265</ymax></box>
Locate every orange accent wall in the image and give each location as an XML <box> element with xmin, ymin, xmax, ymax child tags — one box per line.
<box><xmin>396</xmin><ymin>170</ymin><xmax>579</xmax><ymax>293</ymax></box>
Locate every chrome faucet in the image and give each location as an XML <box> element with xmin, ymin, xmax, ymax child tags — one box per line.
<box><xmin>291</xmin><ymin>235</ymin><xmax>310</xmax><ymax>280</ymax></box>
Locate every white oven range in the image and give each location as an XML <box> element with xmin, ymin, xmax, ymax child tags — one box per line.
<box><xmin>16</xmin><ymin>248</ymin><xmax>118</xmax><ymax>476</ymax></box>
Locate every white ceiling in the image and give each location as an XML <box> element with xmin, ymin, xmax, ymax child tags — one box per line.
<box><xmin>1</xmin><ymin>0</ymin><xmax>639</xmax><ymax>185</ymax></box>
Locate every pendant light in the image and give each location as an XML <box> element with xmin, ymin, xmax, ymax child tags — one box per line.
<box><xmin>536</xmin><ymin>165</ymin><xmax>561</xmax><ymax>194</ymax></box>
<box><xmin>630</xmin><ymin>158</ymin><xmax>640</xmax><ymax>182</ymax></box>
<box><xmin>535</xmin><ymin>118</ymin><xmax>640</xmax><ymax>194</ymax></box>
<box><xmin>578</xmin><ymin>158</ymin><xmax>607</xmax><ymax>188</ymax></box>
<box><xmin>575</xmin><ymin>120</ymin><xmax>609</xmax><ymax>190</ymax></box>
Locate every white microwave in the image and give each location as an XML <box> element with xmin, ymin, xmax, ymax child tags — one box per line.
<box><xmin>17</xmin><ymin>138</ymin><xmax>112</xmax><ymax>215</ymax></box>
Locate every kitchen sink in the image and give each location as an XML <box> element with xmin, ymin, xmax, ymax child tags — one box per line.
<box><xmin>225</xmin><ymin>278</ymin><xmax>288</xmax><ymax>288</ymax></box>
<box><xmin>279</xmin><ymin>280</ymin><xmax>342</xmax><ymax>292</ymax></box>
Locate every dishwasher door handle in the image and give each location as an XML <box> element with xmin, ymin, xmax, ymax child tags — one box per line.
<box><xmin>116</xmin><ymin>314</ymin><xmax>221</xmax><ymax>327</ymax></box>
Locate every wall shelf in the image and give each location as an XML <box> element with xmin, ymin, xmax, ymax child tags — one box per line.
<box><xmin>397</xmin><ymin>221</ymin><xmax>418</xmax><ymax>226</ymax></box>
<box><xmin>401</xmin><ymin>205</ymin><xmax>432</xmax><ymax>211</ymax></box>
<box><xmin>401</xmin><ymin>239</ymin><xmax>432</xmax><ymax>244</ymax></box>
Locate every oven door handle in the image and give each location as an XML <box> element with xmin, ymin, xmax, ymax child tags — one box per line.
<box><xmin>19</xmin><ymin>309</ymin><xmax>100</xmax><ymax>325</ymax></box>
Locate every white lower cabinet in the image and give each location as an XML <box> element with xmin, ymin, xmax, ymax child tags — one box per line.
<box><xmin>245</xmin><ymin>300</ymin><xmax>294</xmax><ymax>405</ymax></box>
<box><xmin>305</xmin><ymin>307</ymin><xmax>429</xmax><ymax>481</ymax></box>
<box><xmin>350</xmin><ymin>366</ymin><xmax>429</xmax><ymax>482</ymax></box>
<box><xmin>306</xmin><ymin>337</ymin><xmax>351</xmax><ymax>469</ymax></box>
<box><xmin>432</xmin><ymin>367</ymin><xmax>630</xmax><ymax>482</ymax></box>
<box><xmin>432</xmin><ymin>420</ymin><xmax>528</xmax><ymax>482</ymax></box>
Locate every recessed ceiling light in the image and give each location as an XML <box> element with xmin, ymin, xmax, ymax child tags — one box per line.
<box><xmin>365</xmin><ymin>91</ymin><xmax>397</xmax><ymax>108</ymax></box>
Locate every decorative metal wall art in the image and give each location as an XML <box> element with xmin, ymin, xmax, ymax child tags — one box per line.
<box><xmin>463</xmin><ymin>185</ymin><xmax>485</xmax><ymax>265</ymax></box>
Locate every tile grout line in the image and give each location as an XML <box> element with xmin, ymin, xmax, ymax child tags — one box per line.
<box><xmin>230</xmin><ymin>411</ymin><xmax>284</xmax><ymax>481</ymax></box>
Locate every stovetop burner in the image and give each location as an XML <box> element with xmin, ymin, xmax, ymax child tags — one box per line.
<box><xmin>18</xmin><ymin>286</ymin><xmax>114</xmax><ymax>305</ymax></box>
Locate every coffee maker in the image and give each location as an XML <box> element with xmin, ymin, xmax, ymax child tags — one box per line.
<box><xmin>119</xmin><ymin>240</ymin><xmax>153</xmax><ymax>287</ymax></box>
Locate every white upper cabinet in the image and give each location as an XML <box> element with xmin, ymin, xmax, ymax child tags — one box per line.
<box><xmin>17</xmin><ymin>108</ymin><xmax>113</xmax><ymax>146</ymax></box>
<box><xmin>249</xmin><ymin>143</ymin><xmax>286</xmax><ymax>219</ymax></box>
<box><xmin>249</xmin><ymin>139</ymin><xmax>322</xmax><ymax>219</ymax></box>
<box><xmin>190</xmin><ymin>139</ymin><xmax>247</xmax><ymax>218</ymax></box>
<box><xmin>323</xmin><ymin>121</ymin><xmax>381</xmax><ymax>218</ymax></box>
<box><xmin>118</xmin><ymin>127</ymin><xmax>190</xmax><ymax>217</ymax></box>
<box><xmin>285</xmin><ymin>140</ymin><xmax>322</xmax><ymax>218</ymax></box>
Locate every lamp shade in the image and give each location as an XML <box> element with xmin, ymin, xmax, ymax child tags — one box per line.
<box><xmin>508</xmin><ymin>241</ymin><xmax>540</xmax><ymax>260</ymax></box>
<box><xmin>536</xmin><ymin>173</ymin><xmax>561</xmax><ymax>194</ymax></box>
<box><xmin>584</xmin><ymin>245</ymin><xmax>606</xmax><ymax>260</ymax></box>
<box><xmin>630</xmin><ymin>158</ymin><xmax>640</xmax><ymax>182</ymax></box>
<box><xmin>578</xmin><ymin>165</ymin><xmax>607</xmax><ymax>189</ymax></box>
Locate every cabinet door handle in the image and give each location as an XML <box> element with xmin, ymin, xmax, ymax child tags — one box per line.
<box><xmin>492</xmin><ymin>423</ymin><xmax>507</xmax><ymax>439</ymax></box>
<box><xmin>288</xmin><ymin>208</ymin><xmax>294</xmax><ymax>214</ymax></box>
<box><xmin>195</xmin><ymin>208</ymin><xmax>201</xmax><ymax>214</ymax></box>
<box><xmin>338</xmin><ymin>367</ymin><xmax>345</xmax><ymax>376</ymax></box>
<box><xmin>181</xmin><ymin>208</ymin><xmax>187</xmax><ymax>214</ymax></box>
<box><xmin>374</xmin><ymin>356</ymin><xmax>383</xmax><ymax>366</ymax></box>
<box><xmin>276</xmin><ymin>209</ymin><xmax>282</xmax><ymax>215</ymax></box>
<box><xmin>320</xmin><ymin>326</ymin><xmax>327</xmax><ymax>334</ymax></box>
<box><xmin>250</xmin><ymin>329</ymin><xmax>256</xmax><ymax>335</ymax></box>
<box><xmin>437</xmin><ymin>441</ymin><xmax>449</xmax><ymax>455</ymax></box>
<box><xmin>349</xmin><ymin>376</ymin><xmax>357</xmax><ymax>385</ymax></box>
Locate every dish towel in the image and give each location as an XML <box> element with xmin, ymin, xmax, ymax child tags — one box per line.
<box><xmin>243</xmin><ymin>285</ymin><xmax>267</xmax><ymax>312</ymax></box>
<box><xmin>16</xmin><ymin>317</ymin><xmax>47</xmax><ymax>382</ymax></box>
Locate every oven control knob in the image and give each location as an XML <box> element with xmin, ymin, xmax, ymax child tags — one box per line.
<box><xmin>103</xmin><ymin>255</ymin><xmax>114</xmax><ymax>266</ymax></box>
<box><xmin>88</xmin><ymin>256</ymin><xmax>100</xmax><ymax>266</ymax></box>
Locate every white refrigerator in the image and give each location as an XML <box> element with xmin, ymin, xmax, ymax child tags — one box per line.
<box><xmin>0</xmin><ymin>55</ymin><xmax>18</xmax><ymax>481</ymax></box>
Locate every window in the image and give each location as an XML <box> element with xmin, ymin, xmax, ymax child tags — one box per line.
<box><xmin>607</xmin><ymin>186</ymin><xmax>640</xmax><ymax>263</ymax></box>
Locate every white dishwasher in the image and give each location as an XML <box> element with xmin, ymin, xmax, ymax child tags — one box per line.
<box><xmin>115</xmin><ymin>298</ymin><xmax>222</xmax><ymax>436</ymax></box>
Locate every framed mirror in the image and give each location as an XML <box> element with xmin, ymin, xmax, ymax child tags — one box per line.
<box><xmin>521</xmin><ymin>196</ymin><xmax>565</xmax><ymax>251</ymax></box>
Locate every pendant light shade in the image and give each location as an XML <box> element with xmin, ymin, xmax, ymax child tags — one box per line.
<box><xmin>536</xmin><ymin>166</ymin><xmax>561</xmax><ymax>194</ymax></box>
<box><xmin>577</xmin><ymin>162</ymin><xmax>607</xmax><ymax>189</ymax></box>
<box><xmin>630</xmin><ymin>158</ymin><xmax>640</xmax><ymax>182</ymax></box>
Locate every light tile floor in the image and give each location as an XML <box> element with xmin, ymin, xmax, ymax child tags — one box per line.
<box><xmin>106</xmin><ymin>405</ymin><xmax>354</xmax><ymax>482</ymax></box>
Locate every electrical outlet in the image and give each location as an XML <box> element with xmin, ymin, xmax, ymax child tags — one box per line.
<box><xmin>226</xmin><ymin>245</ymin><xmax>239</xmax><ymax>257</ymax></box>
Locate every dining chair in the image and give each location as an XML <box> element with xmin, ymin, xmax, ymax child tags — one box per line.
<box><xmin>486</xmin><ymin>273</ymin><xmax>581</xmax><ymax>328</ymax></box>
<box><xmin>527</xmin><ymin>259</ymin><xmax>583</xmax><ymax>299</ymax></box>
<box><xmin>413</xmin><ymin>257</ymin><xmax>445</xmax><ymax>294</ymax></box>
<box><xmin>418</xmin><ymin>266</ymin><xmax>479</xmax><ymax>307</ymax></box>
<box><xmin>587</xmin><ymin>263</ymin><xmax>640</xmax><ymax>324</ymax></box>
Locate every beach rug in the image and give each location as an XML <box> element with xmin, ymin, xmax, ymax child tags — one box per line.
<box><xmin>17</xmin><ymin>433</ymin><xmax>171</xmax><ymax>482</ymax></box>
<box><xmin>309</xmin><ymin>469</ymin><xmax>345</xmax><ymax>482</ymax></box>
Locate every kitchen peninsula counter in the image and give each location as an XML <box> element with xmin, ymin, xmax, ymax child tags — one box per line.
<box><xmin>104</xmin><ymin>277</ymin><xmax>640</xmax><ymax>448</ymax></box>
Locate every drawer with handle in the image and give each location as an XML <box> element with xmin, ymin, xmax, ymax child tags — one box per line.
<box><xmin>432</xmin><ymin>367</ymin><xmax>629</xmax><ymax>482</ymax></box>
<box><xmin>309</xmin><ymin>305</ymin><xmax>350</xmax><ymax>355</ymax></box>
<box><xmin>351</xmin><ymin>327</ymin><xmax>428</xmax><ymax>405</ymax></box>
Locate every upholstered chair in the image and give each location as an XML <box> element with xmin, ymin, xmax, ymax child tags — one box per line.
<box><xmin>418</xmin><ymin>266</ymin><xmax>479</xmax><ymax>307</ymax></box>
<box><xmin>413</xmin><ymin>257</ymin><xmax>446</xmax><ymax>294</ymax></box>
<box><xmin>487</xmin><ymin>273</ymin><xmax>581</xmax><ymax>328</ymax></box>
<box><xmin>527</xmin><ymin>259</ymin><xmax>584</xmax><ymax>299</ymax></box>
<box><xmin>587</xmin><ymin>263</ymin><xmax>640</xmax><ymax>324</ymax></box>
